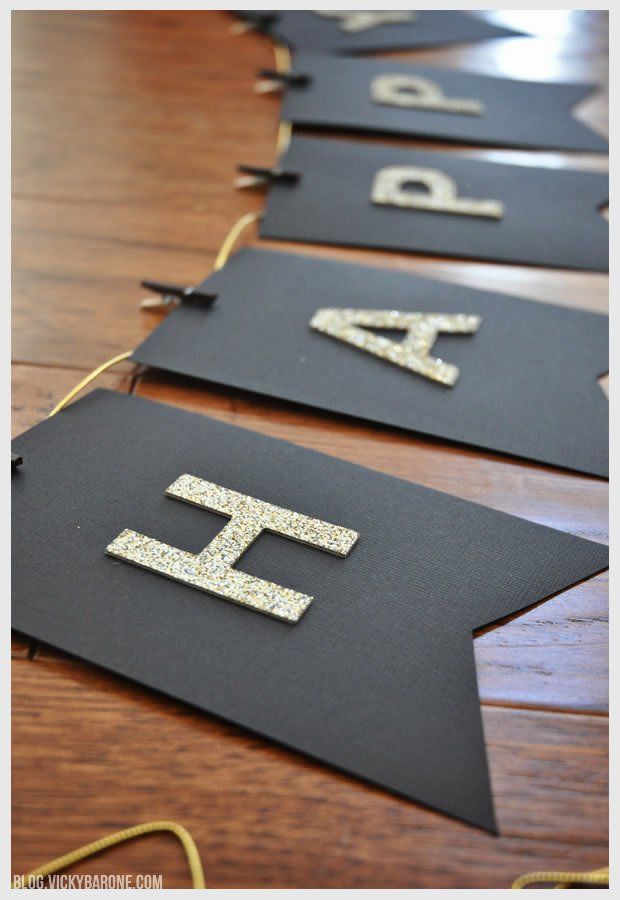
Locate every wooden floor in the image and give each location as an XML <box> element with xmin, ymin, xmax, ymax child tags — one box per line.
<box><xmin>12</xmin><ymin>10</ymin><xmax>608</xmax><ymax>889</ymax></box>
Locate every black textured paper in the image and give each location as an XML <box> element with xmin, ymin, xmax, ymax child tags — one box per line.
<box><xmin>239</xmin><ymin>10</ymin><xmax>523</xmax><ymax>54</ymax></box>
<box><xmin>280</xmin><ymin>53</ymin><xmax>607</xmax><ymax>152</ymax></box>
<box><xmin>132</xmin><ymin>249</ymin><xmax>608</xmax><ymax>477</ymax></box>
<box><xmin>12</xmin><ymin>390</ymin><xmax>608</xmax><ymax>830</ymax></box>
<box><xmin>259</xmin><ymin>136</ymin><xmax>609</xmax><ymax>271</ymax></box>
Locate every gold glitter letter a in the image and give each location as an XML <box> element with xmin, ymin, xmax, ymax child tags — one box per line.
<box><xmin>106</xmin><ymin>476</ymin><xmax>359</xmax><ymax>624</ymax></box>
<box><xmin>310</xmin><ymin>308</ymin><xmax>481</xmax><ymax>386</ymax></box>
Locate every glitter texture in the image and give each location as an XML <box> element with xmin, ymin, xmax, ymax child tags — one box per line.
<box><xmin>371</xmin><ymin>166</ymin><xmax>504</xmax><ymax>219</ymax></box>
<box><xmin>310</xmin><ymin>308</ymin><xmax>481</xmax><ymax>386</ymax></box>
<box><xmin>371</xmin><ymin>74</ymin><xmax>483</xmax><ymax>116</ymax></box>
<box><xmin>314</xmin><ymin>11</ymin><xmax>416</xmax><ymax>32</ymax></box>
<box><xmin>106</xmin><ymin>475</ymin><xmax>359</xmax><ymax>624</ymax></box>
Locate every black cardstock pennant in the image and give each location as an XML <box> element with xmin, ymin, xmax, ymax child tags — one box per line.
<box><xmin>259</xmin><ymin>136</ymin><xmax>609</xmax><ymax>271</ymax></box>
<box><xmin>237</xmin><ymin>10</ymin><xmax>524</xmax><ymax>54</ymax></box>
<box><xmin>12</xmin><ymin>390</ymin><xmax>608</xmax><ymax>831</ymax></box>
<box><xmin>278</xmin><ymin>53</ymin><xmax>607</xmax><ymax>152</ymax></box>
<box><xmin>132</xmin><ymin>248</ymin><xmax>608</xmax><ymax>477</ymax></box>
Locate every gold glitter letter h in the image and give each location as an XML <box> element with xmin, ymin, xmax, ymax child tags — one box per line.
<box><xmin>106</xmin><ymin>475</ymin><xmax>359</xmax><ymax>623</ymax></box>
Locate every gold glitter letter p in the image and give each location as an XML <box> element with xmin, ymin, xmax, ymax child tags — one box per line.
<box><xmin>371</xmin><ymin>166</ymin><xmax>503</xmax><ymax>219</ymax></box>
<box><xmin>106</xmin><ymin>475</ymin><xmax>359</xmax><ymax>623</ymax></box>
<box><xmin>371</xmin><ymin>75</ymin><xmax>483</xmax><ymax>116</ymax></box>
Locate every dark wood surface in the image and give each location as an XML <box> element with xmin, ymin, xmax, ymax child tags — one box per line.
<box><xmin>12</xmin><ymin>10</ymin><xmax>608</xmax><ymax>888</ymax></box>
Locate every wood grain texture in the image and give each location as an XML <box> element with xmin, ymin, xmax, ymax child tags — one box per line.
<box><xmin>11</xmin><ymin>362</ymin><xmax>131</xmax><ymax>436</ymax></box>
<box><xmin>12</xmin><ymin>9</ymin><xmax>608</xmax><ymax>888</ymax></box>
<box><xmin>11</xmin><ymin>656</ymin><xmax>608</xmax><ymax>889</ymax></box>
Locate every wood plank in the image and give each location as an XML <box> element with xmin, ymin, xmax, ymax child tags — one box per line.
<box><xmin>11</xmin><ymin>634</ymin><xmax>32</xmax><ymax>660</ymax></box>
<box><xmin>12</xmin><ymin>12</ymin><xmax>277</xmax><ymax>207</ymax></box>
<box><xmin>11</xmin><ymin>363</ymin><xmax>131</xmax><ymax>436</ymax></box>
<box><xmin>11</xmin><ymin>8</ymin><xmax>269</xmax><ymax>367</ymax></box>
<box><xmin>11</xmin><ymin>212</ymin><xmax>220</xmax><ymax>367</ymax></box>
<box><xmin>11</xmin><ymin>655</ymin><xmax>607</xmax><ymax>888</ymax></box>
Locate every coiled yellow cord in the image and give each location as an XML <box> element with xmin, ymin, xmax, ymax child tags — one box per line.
<box><xmin>512</xmin><ymin>865</ymin><xmax>608</xmax><ymax>889</ymax></box>
<box><xmin>15</xmin><ymin>825</ymin><xmax>607</xmax><ymax>891</ymax></box>
<box><xmin>12</xmin><ymin>820</ymin><xmax>206</xmax><ymax>889</ymax></box>
<box><xmin>274</xmin><ymin>41</ymin><xmax>292</xmax><ymax>156</ymax></box>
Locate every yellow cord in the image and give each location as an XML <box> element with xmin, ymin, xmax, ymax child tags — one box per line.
<box><xmin>14</xmin><ymin>821</ymin><xmax>607</xmax><ymax>891</ymax></box>
<box><xmin>213</xmin><ymin>210</ymin><xmax>262</xmax><ymax>271</ymax></box>
<box><xmin>274</xmin><ymin>41</ymin><xmax>292</xmax><ymax>156</ymax></box>
<box><xmin>276</xmin><ymin>120</ymin><xmax>292</xmax><ymax>157</ymax></box>
<box><xmin>47</xmin><ymin>350</ymin><xmax>133</xmax><ymax>418</ymax></box>
<box><xmin>48</xmin><ymin>36</ymin><xmax>284</xmax><ymax>418</ymax></box>
<box><xmin>512</xmin><ymin>866</ymin><xmax>608</xmax><ymax>889</ymax></box>
<box><xmin>48</xmin><ymin>207</ymin><xmax>263</xmax><ymax>417</ymax></box>
<box><xmin>13</xmin><ymin>820</ymin><xmax>206</xmax><ymax>889</ymax></box>
<box><xmin>273</xmin><ymin>41</ymin><xmax>291</xmax><ymax>74</ymax></box>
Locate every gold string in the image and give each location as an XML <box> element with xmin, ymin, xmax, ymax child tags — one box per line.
<box><xmin>274</xmin><ymin>41</ymin><xmax>292</xmax><ymax>156</ymax></box>
<box><xmin>213</xmin><ymin>210</ymin><xmax>262</xmax><ymax>271</ymax></box>
<box><xmin>47</xmin><ymin>350</ymin><xmax>133</xmax><ymax>418</ymax></box>
<box><xmin>13</xmin><ymin>820</ymin><xmax>206</xmax><ymax>889</ymax></box>
<box><xmin>276</xmin><ymin>120</ymin><xmax>292</xmax><ymax>157</ymax></box>
<box><xmin>512</xmin><ymin>866</ymin><xmax>608</xmax><ymax>889</ymax></box>
<box><xmin>14</xmin><ymin>821</ymin><xmax>607</xmax><ymax>891</ymax></box>
<box><xmin>48</xmin><ymin>209</ymin><xmax>262</xmax><ymax>416</ymax></box>
<box><xmin>273</xmin><ymin>41</ymin><xmax>291</xmax><ymax>74</ymax></box>
<box><xmin>46</xmin><ymin>32</ymin><xmax>281</xmax><ymax>416</ymax></box>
